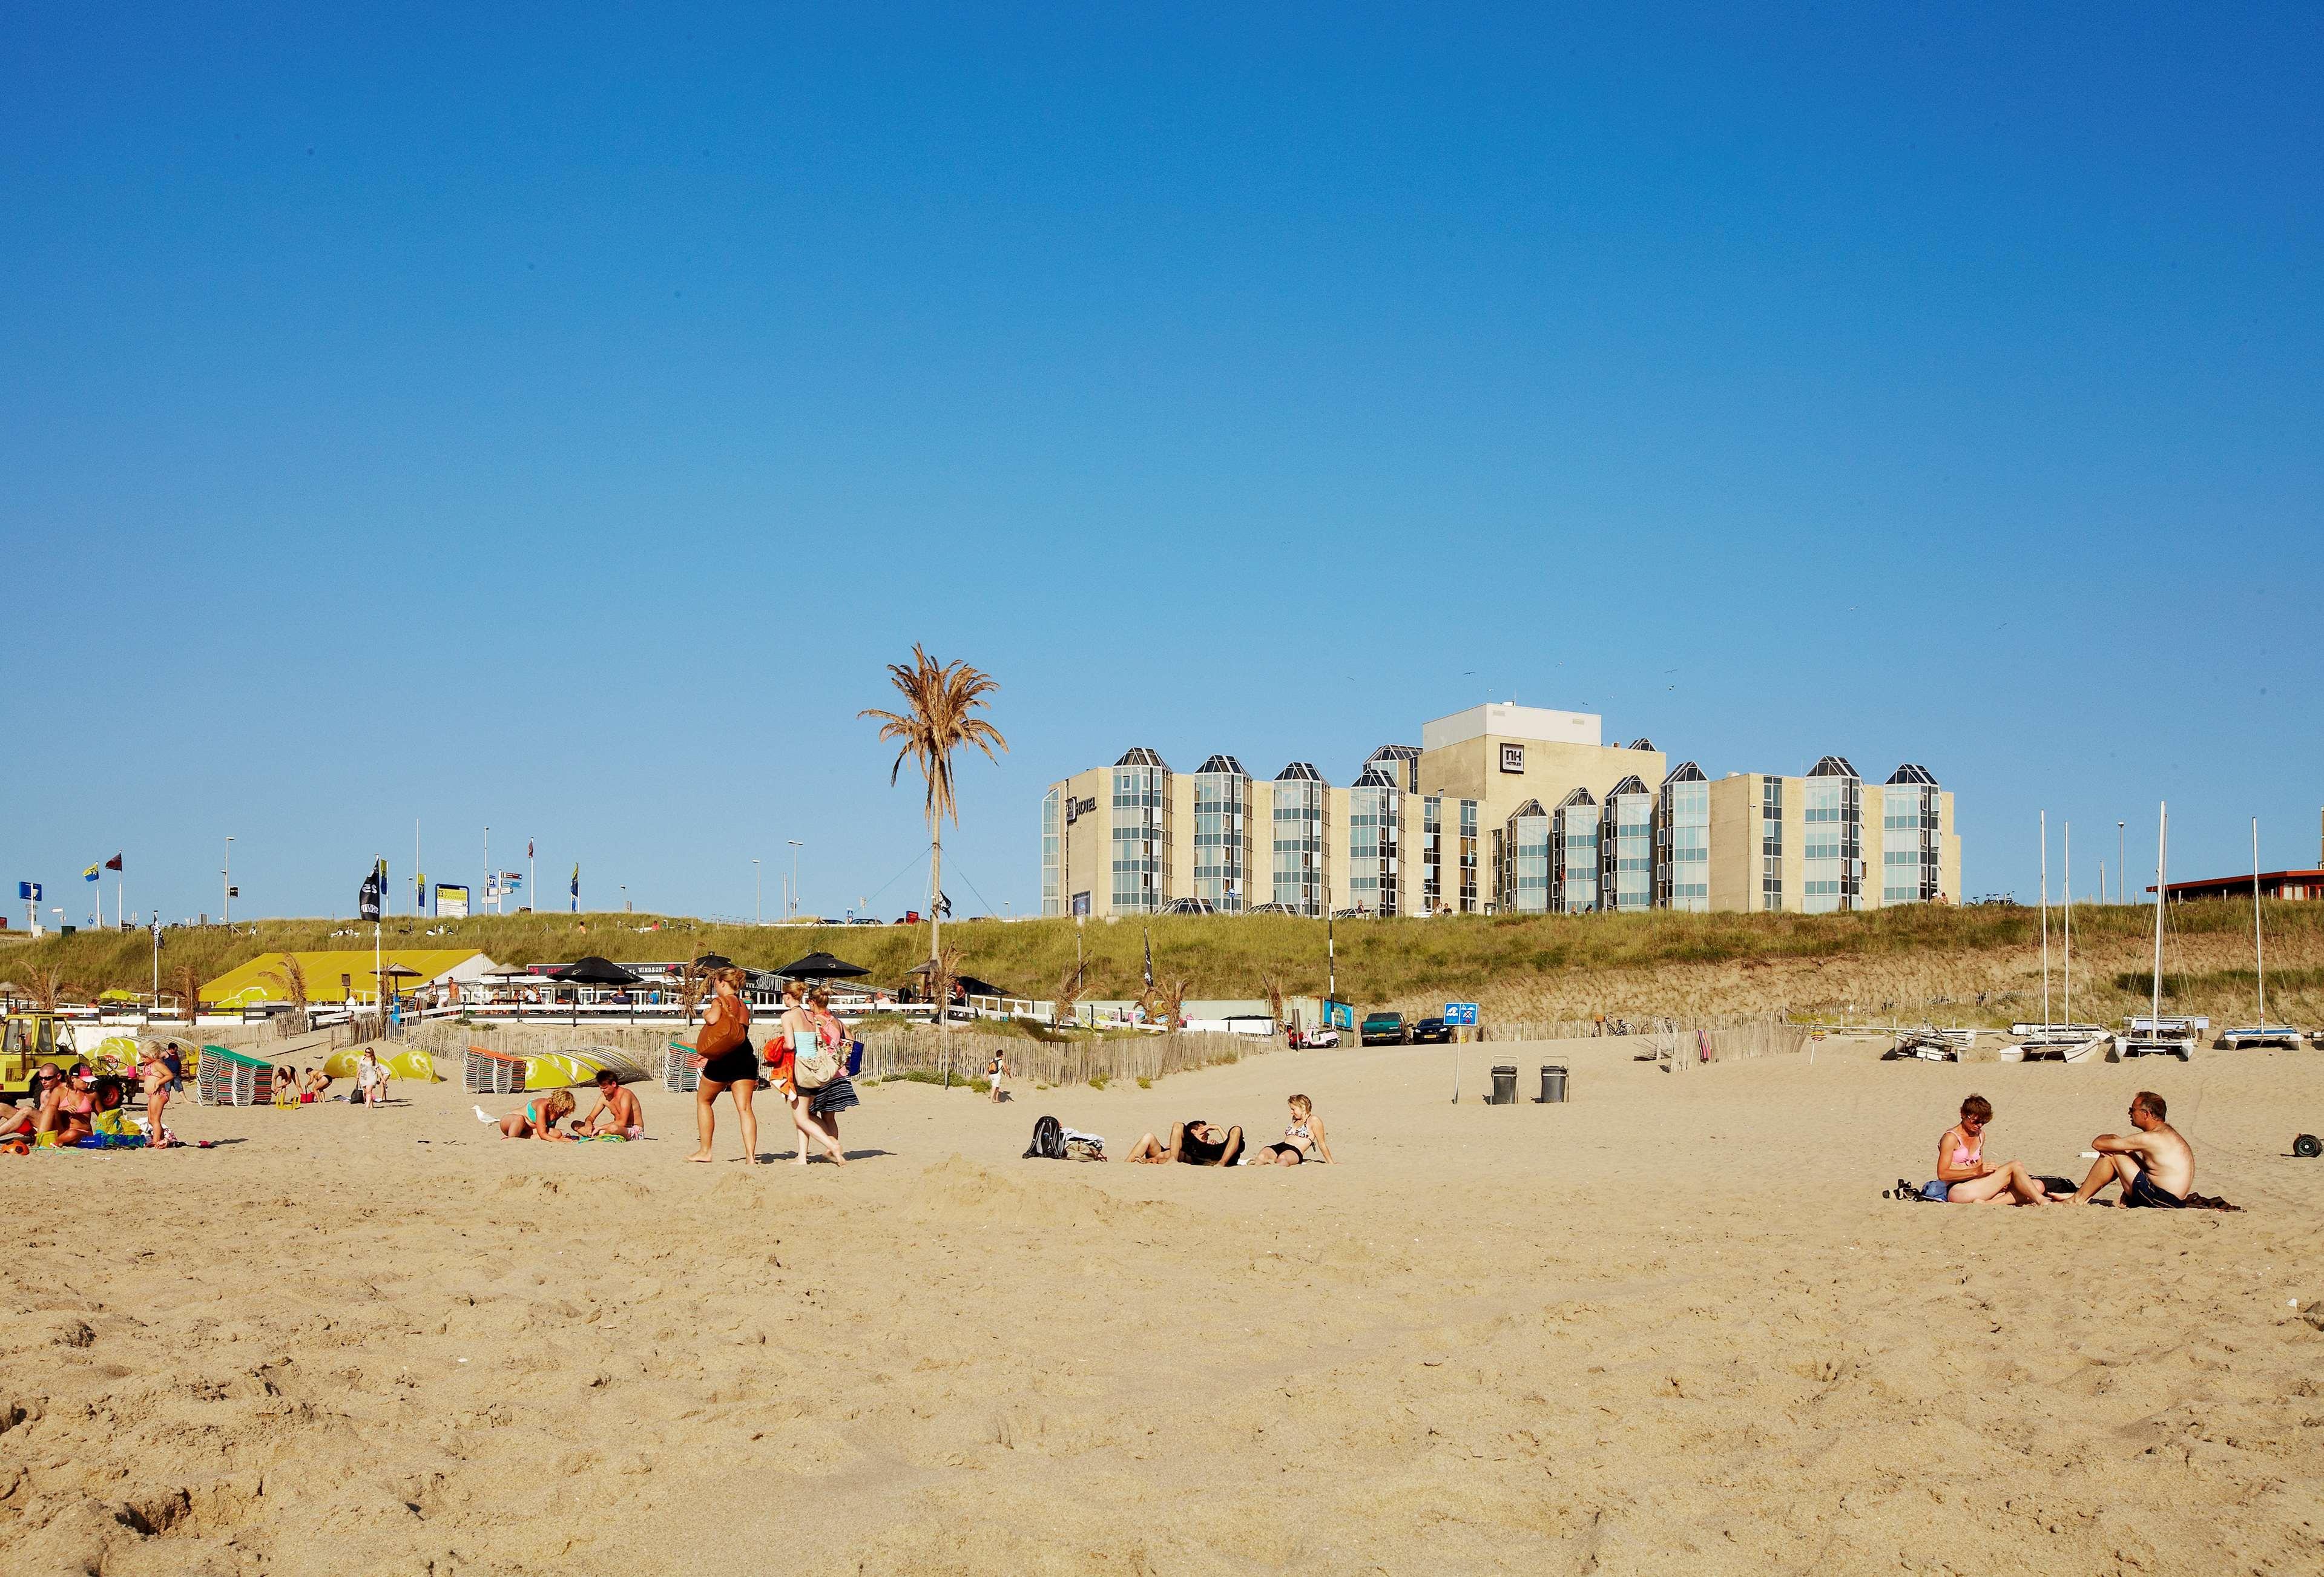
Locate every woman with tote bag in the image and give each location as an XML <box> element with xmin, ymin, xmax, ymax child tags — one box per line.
<box><xmin>685</xmin><ymin>968</ymin><xmax>759</xmax><ymax>1165</ymax></box>
<box><xmin>772</xmin><ymin>982</ymin><xmax>846</xmax><ymax>1167</ymax></box>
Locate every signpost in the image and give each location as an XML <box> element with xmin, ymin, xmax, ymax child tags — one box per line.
<box><xmin>1444</xmin><ymin>1002</ymin><xmax>1478</xmax><ymax>1103</ymax></box>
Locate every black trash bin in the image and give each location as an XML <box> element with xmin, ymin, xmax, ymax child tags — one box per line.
<box><xmin>1489</xmin><ymin>1064</ymin><xmax>1517</xmax><ymax>1105</ymax></box>
<box><xmin>1539</xmin><ymin>1064</ymin><xmax>1568</xmax><ymax>1104</ymax></box>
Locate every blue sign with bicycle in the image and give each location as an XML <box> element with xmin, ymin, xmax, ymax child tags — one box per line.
<box><xmin>1443</xmin><ymin>1001</ymin><xmax>1478</xmax><ymax>1026</ymax></box>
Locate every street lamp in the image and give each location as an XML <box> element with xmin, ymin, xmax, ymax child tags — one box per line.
<box><xmin>2117</xmin><ymin>821</ymin><xmax>2125</xmax><ymax>904</ymax></box>
<box><xmin>752</xmin><ymin>859</ymin><xmax>762</xmax><ymax>926</ymax></box>
<box><xmin>223</xmin><ymin>837</ymin><xmax>234</xmax><ymax>926</ymax></box>
<box><xmin>788</xmin><ymin>840</ymin><xmax>804</xmax><ymax>920</ymax></box>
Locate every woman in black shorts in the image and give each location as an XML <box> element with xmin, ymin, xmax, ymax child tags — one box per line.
<box><xmin>686</xmin><ymin>967</ymin><xmax>760</xmax><ymax>1165</ymax></box>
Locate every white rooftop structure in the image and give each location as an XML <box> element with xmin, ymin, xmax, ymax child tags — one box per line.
<box><xmin>1421</xmin><ymin>703</ymin><xmax>1602</xmax><ymax>751</ymax></box>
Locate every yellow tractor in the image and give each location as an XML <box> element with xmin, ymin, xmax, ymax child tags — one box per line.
<box><xmin>2</xmin><ymin>1012</ymin><xmax>93</xmax><ymax>1098</ymax></box>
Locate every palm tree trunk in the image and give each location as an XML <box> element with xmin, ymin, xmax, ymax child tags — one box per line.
<box><xmin>929</xmin><ymin>811</ymin><xmax>946</xmax><ymax>1087</ymax></box>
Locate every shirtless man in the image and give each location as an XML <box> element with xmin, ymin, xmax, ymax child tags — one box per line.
<box><xmin>578</xmin><ymin>1070</ymin><xmax>645</xmax><ymax>1139</ymax></box>
<box><xmin>2067</xmin><ymin>1090</ymin><xmax>2194</xmax><ymax>1207</ymax></box>
<box><xmin>1124</xmin><ymin>1119</ymin><xmax>1243</xmax><ymax>1166</ymax></box>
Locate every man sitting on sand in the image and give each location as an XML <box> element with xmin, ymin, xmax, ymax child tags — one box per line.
<box><xmin>2067</xmin><ymin>1090</ymin><xmax>2194</xmax><ymax>1207</ymax></box>
<box><xmin>1124</xmin><ymin>1119</ymin><xmax>1243</xmax><ymax>1166</ymax></box>
<box><xmin>578</xmin><ymin>1069</ymin><xmax>645</xmax><ymax>1139</ymax></box>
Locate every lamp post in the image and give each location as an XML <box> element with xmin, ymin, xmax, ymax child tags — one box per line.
<box><xmin>752</xmin><ymin>859</ymin><xmax>762</xmax><ymax>926</ymax></box>
<box><xmin>788</xmin><ymin>840</ymin><xmax>803</xmax><ymax>920</ymax></box>
<box><xmin>222</xmin><ymin>837</ymin><xmax>234</xmax><ymax>926</ymax></box>
<box><xmin>2117</xmin><ymin>821</ymin><xmax>2125</xmax><ymax>905</ymax></box>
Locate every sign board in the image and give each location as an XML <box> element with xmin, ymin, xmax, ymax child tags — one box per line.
<box><xmin>1499</xmin><ymin>743</ymin><xmax>1525</xmax><ymax>774</ymax></box>
<box><xmin>436</xmin><ymin>883</ymin><xmax>471</xmax><ymax>918</ymax></box>
<box><xmin>1443</xmin><ymin>1002</ymin><xmax>1478</xmax><ymax>1026</ymax></box>
<box><xmin>18</xmin><ymin>881</ymin><xmax>39</xmax><ymax>901</ymax></box>
<box><xmin>1323</xmin><ymin>998</ymin><xmax>1355</xmax><ymax>1030</ymax></box>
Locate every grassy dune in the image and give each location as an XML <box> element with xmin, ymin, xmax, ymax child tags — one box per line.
<box><xmin>5</xmin><ymin>899</ymin><xmax>2320</xmax><ymax>1030</ymax></box>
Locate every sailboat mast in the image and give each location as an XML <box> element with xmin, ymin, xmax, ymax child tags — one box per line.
<box><xmin>2253</xmin><ymin>817</ymin><xmax>2265</xmax><ymax>1028</ymax></box>
<box><xmin>2040</xmin><ymin>811</ymin><xmax>2050</xmax><ymax>1027</ymax></box>
<box><xmin>2150</xmin><ymin>802</ymin><xmax>2167</xmax><ymax>1030</ymax></box>
<box><xmin>2063</xmin><ymin>821</ymin><xmax>2072</xmax><ymax>1027</ymax></box>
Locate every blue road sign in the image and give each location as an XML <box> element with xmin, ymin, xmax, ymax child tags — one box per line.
<box><xmin>18</xmin><ymin>881</ymin><xmax>41</xmax><ymax>901</ymax></box>
<box><xmin>1444</xmin><ymin>1002</ymin><xmax>1478</xmax><ymax>1026</ymax></box>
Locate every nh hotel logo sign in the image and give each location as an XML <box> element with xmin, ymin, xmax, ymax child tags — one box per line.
<box><xmin>1062</xmin><ymin>794</ymin><xmax>1098</xmax><ymax>826</ymax></box>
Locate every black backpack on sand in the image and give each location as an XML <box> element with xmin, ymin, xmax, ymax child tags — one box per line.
<box><xmin>1023</xmin><ymin>1114</ymin><xmax>1065</xmax><ymax>1160</ymax></box>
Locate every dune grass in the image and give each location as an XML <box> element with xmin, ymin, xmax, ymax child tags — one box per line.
<box><xmin>5</xmin><ymin>899</ymin><xmax>2320</xmax><ymax>1030</ymax></box>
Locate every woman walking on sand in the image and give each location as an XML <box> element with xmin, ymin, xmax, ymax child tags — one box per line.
<box><xmin>804</xmin><ymin>986</ymin><xmax>860</xmax><ymax>1147</ymax></box>
<box><xmin>771</xmin><ymin>982</ymin><xmax>846</xmax><ymax>1166</ymax></box>
<box><xmin>687</xmin><ymin>967</ymin><xmax>761</xmax><ymax>1165</ymax></box>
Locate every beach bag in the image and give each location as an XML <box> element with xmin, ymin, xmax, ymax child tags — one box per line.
<box><xmin>1064</xmin><ymin>1136</ymin><xmax>1105</xmax><ymax>1162</ymax></box>
<box><xmin>694</xmin><ymin>1006</ymin><xmax>746</xmax><ymax>1061</ymax></box>
<box><xmin>792</xmin><ymin>1016</ymin><xmax>844</xmax><ymax>1091</ymax></box>
<box><xmin>1022</xmin><ymin>1114</ymin><xmax>1066</xmax><ymax>1160</ymax></box>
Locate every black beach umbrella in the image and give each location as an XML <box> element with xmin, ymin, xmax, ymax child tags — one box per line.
<box><xmin>691</xmin><ymin>952</ymin><xmax>735</xmax><ymax>970</ymax></box>
<box><xmin>551</xmin><ymin>956</ymin><xmax>644</xmax><ymax>987</ymax></box>
<box><xmin>775</xmin><ymin>951</ymin><xmax>870</xmax><ymax>981</ymax></box>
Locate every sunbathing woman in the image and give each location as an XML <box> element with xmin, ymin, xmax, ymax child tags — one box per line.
<box><xmin>51</xmin><ymin>1067</ymin><xmax>99</xmax><ymax>1145</ymax></box>
<box><xmin>1125</xmin><ymin>1119</ymin><xmax>1243</xmax><ymax>1165</ymax></box>
<box><xmin>1256</xmin><ymin>1094</ymin><xmax>1332</xmax><ymax>1165</ymax></box>
<box><xmin>482</xmin><ymin>1088</ymin><xmax>578</xmax><ymax>1141</ymax></box>
<box><xmin>1934</xmin><ymin>1095</ymin><xmax>2051</xmax><ymax>1204</ymax></box>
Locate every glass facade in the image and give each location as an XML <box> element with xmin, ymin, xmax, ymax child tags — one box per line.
<box><xmin>1881</xmin><ymin>766</ymin><xmax>1941</xmax><ymax>904</ymax></box>
<box><xmin>1601</xmin><ymin>776</ymin><xmax>1654</xmax><ymax>912</ymax></box>
<box><xmin>1656</xmin><ymin>765</ymin><xmax>1710</xmax><ymax>912</ymax></box>
<box><xmin>1110</xmin><ymin>752</ymin><xmax>1170</xmax><ymax>915</ymax></box>
<box><xmin>1348</xmin><ymin>771</ymin><xmax>1401</xmax><ymax>915</ymax></box>
<box><xmin>1458</xmin><ymin>799</ymin><xmax>1480</xmax><ymax>912</ymax></box>
<box><xmin>1271</xmin><ymin>765</ymin><xmax>1326</xmax><ymax>917</ymax></box>
<box><xmin>1191</xmin><ymin>756</ymin><xmax>1250</xmax><ymax>914</ymax></box>
<box><xmin>1504</xmin><ymin>800</ymin><xmax>1550</xmax><ymax>913</ymax></box>
<box><xmin>1552</xmin><ymin>788</ymin><xmax>1599</xmax><ymax>912</ymax></box>
<box><xmin>1041</xmin><ymin>788</ymin><xmax>1062</xmax><ymax>917</ymax></box>
<box><xmin>1421</xmin><ymin>795</ymin><xmax>1444</xmax><ymax>914</ymax></box>
<box><xmin>1760</xmin><ymin>778</ymin><xmax>1783</xmax><ymax>912</ymax></box>
<box><xmin>1802</xmin><ymin>756</ymin><xmax>1862</xmax><ymax>914</ymax></box>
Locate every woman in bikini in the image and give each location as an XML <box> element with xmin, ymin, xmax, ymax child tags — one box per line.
<box><xmin>138</xmin><ymin>1043</ymin><xmax>179</xmax><ymax>1147</ymax></box>
<box><xmin>489</xmin><ymin>1088</ymin><xmax>577</xmax><ymax>1141</ymax></box>
<box><xmin>687</xmin><ymin>967</ymin><xmax>760</xmax><ymax>1165</ymax></box>
<box><xmin>1935</xmin><ymin>1094</ymin><xmax>2052</xmax><ymax>1204</ymax></box>
<box><xmin>1257</xmin><ymin>1093</ymin><xmax>1332</xmax><ymax>1165</ymax></box>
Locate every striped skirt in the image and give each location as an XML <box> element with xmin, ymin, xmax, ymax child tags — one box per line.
<box><xmin>809</xmin><ymin>1078</ymin><xmax>859</xmax><ymax>1117</ymax></box>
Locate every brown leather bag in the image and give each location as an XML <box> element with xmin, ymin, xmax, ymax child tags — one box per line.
<box><xmin>693</xmin><ymin>1002</ymin><xmax>746</xmax><ymax>1061</ymax></box>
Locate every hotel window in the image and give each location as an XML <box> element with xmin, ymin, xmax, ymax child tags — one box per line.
<box><xmin>1271</xmin><ymin>763</ymin><xmax>1326</xmax><ymax>917</ymax></box>
<box><xmin>1192</xmin><ymin>756</ymin><xmax>1249</xmax><ymax>914</ymax></box>
<box><xmin>1458</xmin><ymin>800</ymin><xmax>1480</xmax><ymax>913</ymax></box>
<box><xmin>1042</xmin><ymin>789</ymin><xmax>1062</xmax><ymax>917</ymax></box>
<box><xmin>1552</xmin><ymin>788</ymin><xmax>1599</xmax><ymax>913</ymax></box>
<box><xmin>1506</xmin><ymin>801</ymin><xmax>1550</xmax><ymax>913</ymax></box>
<box><xmin>1656</xmin><ymin>765</ymin><xmax>1710</xmax><ymax>912</ymax></box>
<box><xmin>1349</xmin><ymin>769</ymin><xmax>1401</xmax><ymax>916</ymax></box>
<box><xmin>1802</xmin><ymin>756</ymin><xmax>1862</xmax><ymax>914</ymax></box>
<box><xmin>1760</xmin><ymin>779</ymin><xmax>1783</xmax><ymax>912</ymax></box>
<box><xmin>1601</xmin><ymin>776</ymin><xmax>1654</xmax><ymax>912</ymax></box>
<box><xmin>1421</xmin><ymin>795</ymin><xmax>1443</xmax><ymax>915</ymax></box>
<box><xmin>1881</xmin><ymin>766</ymin><xmax>1941</xmax><ymax>904</ymax></box>
<box><xmin>1110</xmin><ymin>749</ymin><xmax>1171</xmax><ymax>915</ymax></box>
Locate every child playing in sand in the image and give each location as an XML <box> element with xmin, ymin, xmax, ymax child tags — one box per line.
<box><xmin>301</xmin><ymin>1067</ymin><xmax>333</xmax><ymax>1102</ymax></box>
<box><xmin>478</xmin><ymin>1088</ymin><xmax>578</xmax><ymax>1141</ymax></box>
<box><xmin>578</xmin><ymin>1069</ymin><xmax>644</xmax><ymax>1139</ymax></box>
<box><xmin>274</xmin><ymin>1067</ymin><xmax>300</xmax><ymax>1108</ymax></box>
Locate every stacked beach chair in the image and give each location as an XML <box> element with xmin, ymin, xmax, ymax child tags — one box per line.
<box><xmin>660</xmin><ymin>1038</ymin><xmax>700</xmax><ymax>1094</ymax></box>
<box><xmin>463</xmin><ymin>1044</ymin><xmax>530</xmax><ymax>1096</ymax></box>
<box><xmin>195</xmin><ymin>1044</ymin><xmax>274</xmax><ymax>1107</ymax></box>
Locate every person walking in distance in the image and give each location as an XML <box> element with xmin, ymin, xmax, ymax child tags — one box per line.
<box><xmin>685</xmin><ymin>967</ymin><xmax>760</xmax><ymax>1165</ymax></box>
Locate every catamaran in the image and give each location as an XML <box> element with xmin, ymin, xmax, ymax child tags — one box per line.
<box><xmin>2116</xmin><ymin>802</ymin><xmax>2196</xmax><ymax>1060</ymax></box>
<box><xmin>2001</xmin><ymin>813</ymin><xmax>2109</xmax><ymax>1062</ymax></box>
<box><xmin>2216</xmin><ymin>815</ymin><xmax>2307</xmax><ymax>1050</ymax></box>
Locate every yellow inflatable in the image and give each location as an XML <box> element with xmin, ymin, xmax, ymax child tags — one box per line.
<box><xmin>321</xmin><ymin>1047</ymin><xmax>441</xmax><ymax>1082</ymax></box>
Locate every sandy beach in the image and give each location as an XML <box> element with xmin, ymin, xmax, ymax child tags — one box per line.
<box><xmin>5</xmin><ymin>1034</ymin><xmax>2322</xmax><ymax>1575</ymax></box>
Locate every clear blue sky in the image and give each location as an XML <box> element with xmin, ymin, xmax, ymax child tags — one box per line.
<box><xmin>5</xmin><ymin>4</ymin><xmax>2319</xmax><ymax>926</ymax></box>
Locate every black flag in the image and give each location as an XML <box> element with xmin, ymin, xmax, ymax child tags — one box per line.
<box><xmin>1142</xmin><ymin>927</ymin><xmax>1154</xmax><ymax>990</ymax></box>
<box><xmin>358</xmin><ymin>859</ymin><xmax>384</xmax><ymax>921</ymax></box>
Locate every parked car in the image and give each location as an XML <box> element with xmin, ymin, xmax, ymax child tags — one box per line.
<box><xmin>1360</xmin><ymin>1011</ymin><xmax>1409</xmax><ymax>1047</ymax></box>
<box><xmin>1289</xmin><ymin>1026</ymin><xmax>1341</xmax><ymax>1049</ymax></box>
<box><xmin>1409</xmin><ymin>1016</ymin><xmax>1452</xmax><ymax>1044</ymax></box>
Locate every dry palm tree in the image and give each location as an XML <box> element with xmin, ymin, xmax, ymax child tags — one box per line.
<box><xmin>28</xmin><ymin>966</ymin><xmax>67</xmax><ymax>1015</ymax></box>
<box><xmin>1054</xmin><ymin>955</ymin><xmax>1088</xmax><ymax>1026</ymax></box>
<box><xmin>862</xmin><ymin>646</ymin><xmax>1007</xmax><ymax>1082</ymax></box>
<box><xmin>1141</xmin><ymin>976</ymin><xmax>1193</xmax><ymax>1032</ymax></box>
<box><xmin>260</xmin><ymin>954</ymin><xmax>312</xmax><ymax>1033</ymax></box>
<box><xmin>171</xmin><ymin>962</ymin><xmax>204</xmax><ymax>1024</ymax></box>
<box><xmin>674</xmin><ymin>957</ymin><xmax>713</xmax><ymax>1027</ymax></box>
<box><xmin>1259</xmin><ymin>970</ymin><xmax>1286</xmax><ymax>1035</ymax></box>
<box><xmin>924</xmin><ymin>943</ymin><xmax>965</xmax><ymax>1085</ymax></box>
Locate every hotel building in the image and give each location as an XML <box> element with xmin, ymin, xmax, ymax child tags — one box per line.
<box><xmin>1043</xmin><ymin>705</ymin><xmax>1960</xmax><ymax>920</ymax></box>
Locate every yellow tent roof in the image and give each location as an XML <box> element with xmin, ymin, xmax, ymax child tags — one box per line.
<box><xmin>201</xmin><ymin>950</ymin><xmax>489</xmax><ymax>1006</ymax></box>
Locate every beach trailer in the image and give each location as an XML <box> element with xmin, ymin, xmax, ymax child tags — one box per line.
<box><xmin>463</xmin><ymin>1044</ymin><xmax>530</xmax><ymax>1096</ymax></box>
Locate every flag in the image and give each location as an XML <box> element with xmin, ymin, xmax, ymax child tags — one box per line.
<box><xmin>84</xmin><ymin>864</ymin><xmax>100</xmax><ymax>882</ymax></box>
<box><xmin>1142</xmin><ymin>927</ymin><xmax>1154</xmax><ymax>990</ymax></box>
<box><xmin>570</xmin><ymin>864</ymin><xmax>580</xmax><ymax>912</ymax></box>
<box><xmin>104</xmin><ymin>852</ymin><xmax>123</xmax><ymax>872</ymax></box>
<box><xmin>527</xmin><ymin>839</ymin><xmax>534</xmax><ymax>859</ymax></box>
<box><xmin>358</xmin><ymin>859</ymin><xmax>384</xmax><ymax>922</ymax></box>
